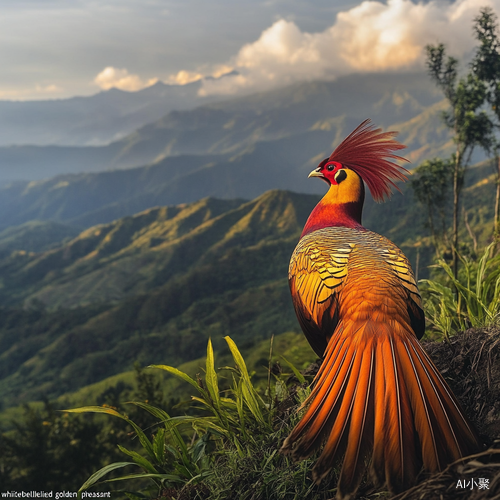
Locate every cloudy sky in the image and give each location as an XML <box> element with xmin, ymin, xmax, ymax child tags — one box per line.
<box><xmin>0</xmin><ymin>0</ymin><xmax>498</xmax><ymax>100</ymax></box>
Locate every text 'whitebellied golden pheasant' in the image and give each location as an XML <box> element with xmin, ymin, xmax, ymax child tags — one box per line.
<box><xmin>280</xmin><ymin>119</ymin><xmax>479</xmax><ymax>499</ymax></box>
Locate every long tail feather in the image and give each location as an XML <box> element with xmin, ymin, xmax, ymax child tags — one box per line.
<box><xmin>280</xmin><ymin>320</ymin><xmax>479</xmax><ymax>500</ymax></box>
<box><xmin>312</xmin><ymin>341</ymin><xmax>364</xmax><ymax>481</ymax></box>
<box><xmin>371</xmin><ymin>339</ymin><xmax>388</xmax><ymax>486</ymax></box>
<box><xmin>383</xmin><ymin>336</ymin><xmax>419</xmax><ymax>493</ymax></box>
<box><xmin>336</xmin><ymin>342</ymin><xmax>375</xmax><ymax>498</ymax></box>
<box><xmin>281</xmin><ymin>337</ymin><xmax>356</xmax><ymax>457</ymax></box>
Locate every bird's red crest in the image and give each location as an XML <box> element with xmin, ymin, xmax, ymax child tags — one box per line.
<box><xmin>328</xmin><ymin>119</ymin><xmax>409</xmax><ymax>202</ymax></box>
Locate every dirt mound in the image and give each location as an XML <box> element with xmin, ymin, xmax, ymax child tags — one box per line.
<box><xmin>393</xmin><ymin>327</ymin><xmax>500</xmax><ymax>499</ymax></box>
<box><xmin>424</xmin><ymin>327</ymin><xmax>500</xmax><ymax>442</ymax></box>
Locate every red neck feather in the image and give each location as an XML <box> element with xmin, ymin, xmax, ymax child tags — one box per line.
<box><xmin>301</xmin><ymin>199</ymin><xmax>364</xmax><ymax>237</ymax></box>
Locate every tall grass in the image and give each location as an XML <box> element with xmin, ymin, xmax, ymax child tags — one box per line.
<box><xmin>421</xmin><ymin>242</ymin><xmax>500</xmax><ymax>340</ymax></box>
<box><xmin>67</xmin><ymin>337</ymin><xmax>334</xmax><ymax>499</ymax></box>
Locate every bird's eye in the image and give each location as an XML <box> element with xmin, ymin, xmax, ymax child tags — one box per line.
<box><xmin>335</xmin><ymin>169</ymin><xmax>347</xmax><ymax>184</ymax></box>
<box><xmin>327</xmin><ymin>164</ymin><xmax>335</xmax><ymax>171</ymax></box>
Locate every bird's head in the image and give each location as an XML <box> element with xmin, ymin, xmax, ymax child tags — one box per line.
<box><xmin>308</xmin><ymin>119</ymin><xmax>410</xmax><ymax>203</ymax></box>
<box><xmin>308</xmin><ymin>160</ymin><xmax>364</xmax><ymax>204</ymax></box>
<box><xmin>301</xmin><ymin>119</ymin><xmax>410</xmax><ymax>235</ymax></box>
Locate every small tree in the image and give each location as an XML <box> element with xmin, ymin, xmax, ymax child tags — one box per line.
<box><xmin>471</xmin><ymin>7</ymin><xmax>500</xmax><ymax>237</ymax></box>
<box><xmin>410</xmin><ymin>158</ymin><xmax>452</xmax><ymax>256</ymax></box>
<box><xmin>426</xmin><ymin>44</ymin><xmax>493</xmax><ymax>276</ymax></box>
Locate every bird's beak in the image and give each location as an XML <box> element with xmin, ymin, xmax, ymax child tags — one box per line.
<box><xmin>308</xmin><ymin>167</ymin><xmax>324</xmax><ymax>179</ymax></box>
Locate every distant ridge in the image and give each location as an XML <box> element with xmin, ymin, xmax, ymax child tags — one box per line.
<box><xmin>0</xmin><ymin>78</ymin><xmax>223</xmax><ymax>147</ymax></box>
<box><xmin>0</xmin><ymin>71</ymin><xmax>447</xmax><ymax>182</ymax></box>
<box><xmin>0</xmin><ymin>131</ymin><xmax>331</xmax><ymax>229</ymax></box>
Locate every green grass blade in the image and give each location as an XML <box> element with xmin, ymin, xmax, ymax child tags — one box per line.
<box><xmin>128</xmin><ymin>401</ymin><xmax>190</xmax><ymax>464</ymax></box>
<box><xmin>153</xmin><ymin>428</ymin><xmax>166</xmax><ymax>464</ymax></box>
<box><xmin>167</xmin><ymin>416</ymin><xmax>230</xmax><ymax>437</ymax></box>
<box><xmin>191</xmin><ymin>396</ymin><xmax>214</xmax><ymax>409</ymax></box>
<box><xmin>280</xmin><ymin>356</ymin><xmax>306</xmax><ymax>384</ymax></box>
<box><xmin>224</xmin><ymin>336</ymin><xmax>266</xmax><ymax>424</ymax></box>
<box><xmin>103</xmin><ymin>473</ymin><xmax>184</xmax><ymax>483</ymax></box>
<box><xmin>129</xmin><ymin>401</ymin><xmax>170</xmax><ymax>423</ymax></box>
<box><xmin>123</xmin><ymin>421</ymin><xmax>155</xmax><ymax>460</ymax></box>
<box><xmin>78</xmin><ymin>462</ymin><xmax>136</xmax><ymax>491</ymax></box>
<box><xmin>149</xmin><ymin>364</ymin><xmax>203</xmax><ymax>394</ymax></box>
<box><xmin>235</xmin><ymin>378</ymin><xmax>246</xmax><ymax>439</ymax></box>
<box><xmin>117</xmin><ymin>445</ymin><xmax>159</xmax><ymax>474</ymax></box>
<box><xmin>65</xmin><ymin>405</ymin><xmax>125</xmax><ymax>418</ymax></box>
<box><xmin>65</xmin><ymin>405</ymin><xmax>155</xmax><ymax>459</ymax></box>
<box><xmin>206</xmin><ymin>338</ymin><xmax>221</xmax><ymax>410</ymax></box>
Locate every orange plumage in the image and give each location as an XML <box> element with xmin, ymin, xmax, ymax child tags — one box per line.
<box><xmin>280</xmin><ymin>120</ymin><xmax>479</xmax><ymax>499</ymax></box>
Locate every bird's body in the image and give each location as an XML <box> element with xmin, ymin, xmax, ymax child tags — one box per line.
<box><xmin>281</xmin><ymin>120</ymin><xmax>479</xmax><ymax>499</ymax></box>
<box><xmin>290</xmin><ymin>226</ymin><xmax>424</xmax><ymax>357</ymax></box>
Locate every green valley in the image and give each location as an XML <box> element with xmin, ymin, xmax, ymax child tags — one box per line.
<box><xmin>0</xmin><ymin>190</ymin><xmax>319</xmax><ymax>410</ymax></box>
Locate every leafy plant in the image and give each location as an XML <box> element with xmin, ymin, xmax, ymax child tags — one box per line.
<box><xmin>421</xmin><ymin>242</ymin><xmax>500</xmax><ymax>339</ymax></box>
<box><xmin>66</xmin><ymin>337</ymin><xmax>333</xmax><ymax>499</ymax></box>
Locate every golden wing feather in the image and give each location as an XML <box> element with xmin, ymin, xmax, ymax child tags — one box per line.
<box><xmin>381</xmin><ymin>247</ymin><xmax>422</xmax><ymax>307</ymax></box>
<box><xmin>289</xmin><ymin>239</ymin><xmax>353</xmax><ymax>356</ymax></box>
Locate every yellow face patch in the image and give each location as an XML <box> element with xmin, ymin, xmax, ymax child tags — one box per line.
<box><xmin>325</xmin><ymin>168</ymin><xmax>364</xmax><ymax>204</ymax></box>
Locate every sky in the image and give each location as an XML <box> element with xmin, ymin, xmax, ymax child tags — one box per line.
<box><xmin>0</xmin><ymin>0</ymin><xmax>498</xmax><ymax>100</ymax></box>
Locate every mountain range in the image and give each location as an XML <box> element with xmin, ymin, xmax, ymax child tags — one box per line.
<box><xmin>0</xmin><ymin>71</ymin><xmax>454</xmax><ymax>183</ymax></box>
<box><xmin>0</xmin><ymin>78</ymin><xmax>227</xmax><ymax>148</ymax></box>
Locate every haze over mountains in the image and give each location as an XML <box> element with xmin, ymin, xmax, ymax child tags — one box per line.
<box><xmin>0</xmin><ymin>71</ymin><xmax>451</xmax><ymax>185</ymax></box>
<box><xmin>0</xmin><ymin>79</ymin><xmax>224</xmax><ymax>147</ymax></box>
<box><xmin>0</xmin><ymin>70</ymin><xmax>463</xmax><ymax>237</ymax></box>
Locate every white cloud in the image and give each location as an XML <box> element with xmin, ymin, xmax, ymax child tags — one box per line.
<box><xmin>165</xmin><ymin>64</ymin><xmax>236</xmax><ymax>88</ymax></box>
<box><xmin>166</xmin><ymin>70</ymin><xmax>204</xmax><ymax>85</ymax></box>
<box><xmin>0</xmin><ymin>83</ymin><xmax>63</xmax><ymax>100</ymax></box>
<box><xmin>198</xmin><ymin>0</ymin><xmax>499</xmax><ymax>96</ymax></box>
<box><xmin>94</xmin><ymin>66</ymin><xmax>158</xmax><ymax>91</ymax></box>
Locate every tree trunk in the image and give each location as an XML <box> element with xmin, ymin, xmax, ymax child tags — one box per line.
<box><xmin>495</xmin><ymin>155</ymin><xmax>500</xmax><ymax>241</ymax></box>
<box><xmin>463</xmin><ymin>207</ymin><xmax>477</xmax><ymax>254</ymax></box>
<box><xmin>415</xmin><ymin>246</ymin><xmax>420</xmax><ymax>282</ymax></box>
<box><xmin>426</xmin><ymin>193</ymin><xmax>440</xmax><ymax>257</ymax></box>
<box><xmin>452</xmin><ymin>148</ymin><xmax>460</xmax><ymax>279</ymax></box>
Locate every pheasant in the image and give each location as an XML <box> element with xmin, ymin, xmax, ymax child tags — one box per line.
<box><xmin>280</xmin><ymin>120</ymin><xmax>479</xmax><ymax>499</ymax></box>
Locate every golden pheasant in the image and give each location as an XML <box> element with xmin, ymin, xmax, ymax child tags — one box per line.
<box><xmin>280</xmin><ymin>120</ymin><xmax>479</xmax><ymax>499</ymax></box>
